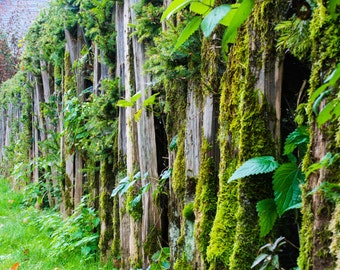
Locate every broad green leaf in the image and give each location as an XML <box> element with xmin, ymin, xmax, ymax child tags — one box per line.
<box><xmin>120</xmin><ymin>179</ymin><xmax>137</xmax><ymax>195</ymax></box>
<box><xmin>219</xmin><ymin>5</ymin><xmax>239</xmax><ymax>26</ymax></box>
<box><xmin>272</xmin><ymin>255</ymin><xmax>280</xmax><ymax>269</ymax></box>
<box><xmin>162</xmin><ymin>261</ymin><xmax>171</xmax><ymax>269</ymax></box>
<box><xmin>131</xmin><ymin>92</ymin><xmax>142</xmax><ymax>103</ymax></box>
<box><xmin>151</xmin><ymin>249</ymin><xmax>162</xmax><ymax>261</ymax></box>
<box><xmin>160</xmin><ymin>168</ymin><xmax>172</xmax><ymax>180</ymax></box>
<box><xmin>328</xmin><ymin>0</ymin><xmax>340</xmax><ymax>20</ymax></box>
<box><xmin>129</xmin><ymin>193</ymin><xmax>142</xmax><ymax>209</ymax></box>
<box><xmin>190</xmin><ymin>0</ymin><xmax>214</xmax><ymax>15</ymax></box>
<box><xmin>310</xmin><ymin>82</ymin><xmax>329</xmax><ymax>104</ymax></box>
<box><xmin>175</xmin><ymin>16</ymin><xmax>202</xmax><ymax>50</ymax></box>
<box><xmin>317</xmin><ymin>99</ymin><xmax>338</xmax><ymax>126</ymax></box>
<box><xmin>143</xmin><ymin>93</ymin><xmax>159</xmax><ymax>107</ymax></box>
<box><xmin>256</xmin><ymin>199</ymin><xmax>278</xmax><ymax>237</ymax></box>
<box><xmin>251</xmin><ymin>253</ymin><xmax>268</xmax><ymax>268</ymax></box>
<box><xmin>161</xmin><ymin>0</ymin><xmax>192</xmax><ymax>21</ymax></box>
<box><xmin>312</xmin><ymin>89</ymin><xmax>331</xmax><ymax>114</ymax></box>
<box><xmin>169</xmin><ymin>134</ymin><xmax>178</xmax><ymax>150</ymax></box>
<box><xmin>117</xmin><ymin>99</ymin><xmax>134</xmax><ymax>107</ymax></box>
<box><xmin>283</xmin><ymin>126</ymin><xmax>309</xmax><ymax>156</ymax></box>
<box><xmin>134</xmin><ymin>108</ymin><xmax>143</xmax><ymax>122</ymax></box>
<box><xmin>273</xmin><ymin>163</ymin><xmax>304</xmax><ymax>217</ymax></box>
<box><xmin>228</xmin><ymin>156</ymin><xmax>279</xmax><ymax>182</ymax></box>
<box><xmin>201</xmin><ymin>4</ymin><xmax>231</xmax><ymax>37</ymax></box>
<box><xmin>325</xmin><ymin>64</ymin><xmax>340</xmax><ymax>85</ymax></box>
<box><xmin>222</xmin><ymin>0</ymin><xmax>254</xmax><ymax>47</ymax></box>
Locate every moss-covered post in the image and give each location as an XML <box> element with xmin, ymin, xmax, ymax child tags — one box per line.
<box><xmin>207</xmin><ymin>0</ymin><xmax>284</xmax><ymax>268</ymax></box>
<box><xmin>60</xmin><ymin>50</ymin><xmax>74</xmax><ymax>216</ymax></box>
<box><xmin>193</xmin><ymin>26</ymin><xmax>224</xmax><ymax>266</ymax></box>
<box><xmin>298</xmin><ymin>3</ymin><xmax>340</xmax><ymax>269</ymax></box>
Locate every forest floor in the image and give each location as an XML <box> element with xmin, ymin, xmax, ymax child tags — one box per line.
<box><xmin>0</xmin><ymin>178</ymin><xmax>104</xmax><ymax>270</ymax></box>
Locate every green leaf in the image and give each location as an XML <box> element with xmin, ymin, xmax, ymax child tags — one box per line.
<box><xmin>325</xmin><ymin>64</ymin><xmax>340</xmax><ymax>85</ymax></box>
<box><xmin>251</xmin><ymin>253</ymin><xmax>268</xmax><ymax>268</ymax></box>
<box><xmin>306</xmin><ymin>152</ymin><xmax>333</xmax><ymax>177</ymax></box>
<box><xmin>228</xmin><ymin>156</ymin><xmax>279</xmax><ymax>182</ymax></box>
<box><xmin>160</xmin><ymin>168</ymin><xmax>172</xmax><ymax>180</ymax></box>
<box><xmin>222</xmin><ymin>0</ymin><xmax>254</xmax><ymax>47</ymax></box>
<box><xmin>131</xmin><ymin>92</ymin><xmax>142</xmax><ymax>103</ymax></box>
<box><xmin>174</xmin><ymin>16</ymin><xmax>202</xmax><ymax>50</ymax></box>
<box><xmin>169</xmin><ymin>135</ymin><xmax>178</xmax><ymax>150</ymax></box>
<box><xmin>283</xmin><ymin>126</ymin><xmax>309</xmax><ymax>156</ymax></box>
<box><xmin>162</xmin><ymin>261</ymin><xmax>171</xmax><ymax>269</ymax></box>
<box><xmin>256</xmin><ymin>199</ymin><xmax>278</xmax><ymax>237</ymax></box>
<box><xmin>273</xmin><ymin>163</ymin><xmax>304</xmax><ymax>217</ymax></box>
<box><xmin>201</xmin><ymin>4</ymin><xmax>231</xmax><ymax>37</ymax></box>
<box><xmin>317</xmin><ymin>99</ymin><xmax>340</xmax><ymax>127</ymax></box>
<box><xmin>190</xmin><ymin>0</ymin><xmax>214</xmax><ymax>15</ymax></box>
<box><xmin>312</xmin><ymin>89</ymin><xmax>331</xmax><ymax>114</ymax></box>
<box><xmin>219</xmin><ymin>4</ymin><xmax>239</xmax><ymax>26</ymax></box>
<box><xmin>310</xmin><ymin>83</ymin><xmax>329</xmax><ymax>104</ymax></box>
<box><xmin>117</xmin><ymin>99</ymin><xmax>134</xmax><ymax>107</ymax></box>
<box><xmin>329</xmin><ymin>0</ymin><xmax>340</xmax><ymax>20</ymax></box>
<box><xmin>134</xmin><ymin>108</ymin><xmax>143</xmax><ymax>122</ymax></box>
<box><xmin>111</xmin><ymin>176</ymin><xmax>137</xmax><ymax>197</ymax></box>
<box><xmin>161</xmin><ymin>0</ymin><xmax>192</xmax><ymax>21</ymax></box>
<box><xmin>143</xmin><ymin>93</ymin><xmax>159</xmax><ymax>107</ymax></box>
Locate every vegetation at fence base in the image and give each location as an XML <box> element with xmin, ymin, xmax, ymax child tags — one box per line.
<box><xmin>0</xmin><ymin>178</ymin><xmax>113</xmax><ymax>269</ymax></box>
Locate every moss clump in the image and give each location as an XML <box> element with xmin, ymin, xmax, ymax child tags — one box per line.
<box><xmin>172</xmin><ymin>129</ymin><xmax>186</xmax><ymax>201</ymax></box>
<box><xmin>183</xmin><ymin>202</ymin><xmax>195</xmax><ymax>222</ymax></box>
<box><xmin>173</xmin><ymin>255</ymin><xmax>193</xmax><ymax>270</ymax></box>
<box><xmin>194</xmin><ymin>138</ymin><xmax>218</xmax><ymax>266</ymax></box>
<box><xmin>143</xmin><ymin>226</ymin><xmax>161</xmax><ymax>258</ymax></box>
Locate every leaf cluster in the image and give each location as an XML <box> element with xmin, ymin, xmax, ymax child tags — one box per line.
<box><xmin>161</xmin><ymin>0</ymin><xmax>254</xmax><ymax>55</ymax></box>
<box><xmin>228</xmin><ymin>126</ymin><xmax>310</xmax><ymax>237</ymax></box>
<box><xmin>63</xmin><ymin>78</ymin><xmax>119</xmax><ymax>158</ymax></box>
<box><xmin>311</xmin><ymin>63</ymin><xmax>340</xmax><ymax>127</ymax></box>
<box><xmin>31</xmin><ymin>195</ymin><xmax>100</xmax><ymax>261</ymax></box>
<box><xmin>147</xmin><ymin>247</ymin><xmax>171</xmax><ymax>270</ymax></box>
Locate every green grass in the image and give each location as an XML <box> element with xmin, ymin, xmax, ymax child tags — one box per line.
<box><xmin>0</xmin><ymin>178</ymin><xmax>112</xmax><ymax>270</ymax></box>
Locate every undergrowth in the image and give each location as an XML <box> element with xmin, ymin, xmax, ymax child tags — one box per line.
<box><xmin>0</xmin><ymin>178</ymin><xmax>111</xmax><ymax>270</ymax></box>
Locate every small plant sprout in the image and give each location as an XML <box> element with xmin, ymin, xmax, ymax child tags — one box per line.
<box><xmin>251</xmin><ymin>236</ymin><xmax>286</xmax><ymax>270</ymax></box>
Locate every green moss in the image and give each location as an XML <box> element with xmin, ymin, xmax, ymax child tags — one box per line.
<box><xmin>207</xmin><ymin>1</ymin><xmax>281</xmax><ymax>267</ymax></box>
<box><xmin>298</xmin><ymin>2</ymin><xmax>340</xmax><ymax>268</ymax></box>
<box><xmin>173</xmin><ymin>255</ymin><xmax>193</xmax><ymax>270</ymax></box>
<box><xmin>126</xmin><ymin>186</ymin><xmax>143</xmax><ymax>221</ymax></box>
<box><xmin>329</xmin><ymin>202</ymin><xmax>340</xmax><ymax>268</ymax></box>
<box><xmin>143</xmin><ymin>226</ymin><xmax>161</xmax><ymax>258</ymax></box>
<box><xmin>183</xmin><ymin>202</ymin><xmax>195</xmax><ymax>222</ymax></box>
<box><xmin>194</xmin><ymin>139</ymin><xmax>218</xmax><ymax>266</ymax></box>
<box><xmin>172</xmin><ymin>129</ymin><xmax>186</xmax><ymax>201</ymax></box>
<box><xmin>99</xmin><ymin>158</ymin><xmax>114</xmax><ymax>262</ymax></box>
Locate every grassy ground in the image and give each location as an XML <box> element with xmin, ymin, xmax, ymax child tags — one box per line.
<box><xmin>0</xmin><ymin>178</ymin><xmax>107</xmax><ymax>270</ymax></box>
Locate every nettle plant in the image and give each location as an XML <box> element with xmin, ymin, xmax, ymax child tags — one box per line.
<box><xmin>228</xmin><ymin>126</ymin><xmax>338</xmax><ymax>236</ymax></box>
<box><xmin>161</xmin><ymin>0</ymin><xmax>254</xmax><ymax>53</ymax></box>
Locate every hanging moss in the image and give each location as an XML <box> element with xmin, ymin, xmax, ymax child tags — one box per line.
<box><xmin>172</xmin><ymin>129</ymin><xmax>186</xmax><ymax>201</ymax></box>
<box><xmin>183</xmin><ymin>202</ymin><xmax>195</xmax><ymax>222</ymax></box>
<box><xmin>194</xmin><ymin>138</ymin><xmax>218</xmax><ymax>266</ymax></box>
